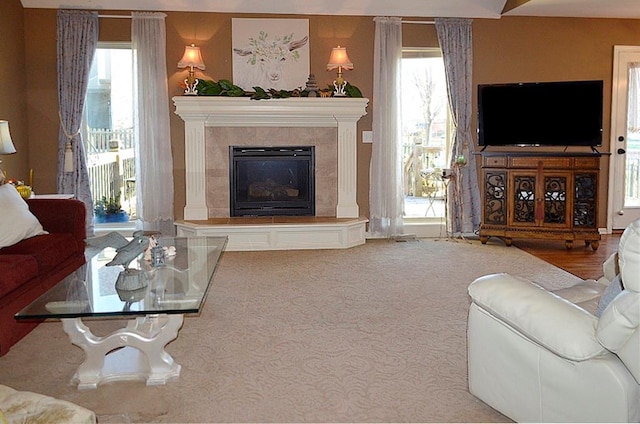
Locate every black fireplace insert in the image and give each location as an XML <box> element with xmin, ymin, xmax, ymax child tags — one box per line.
<box><xmin>229</xmin><ymin>146</ymin><xmax>315</xmax><ymax>216</ymax></box>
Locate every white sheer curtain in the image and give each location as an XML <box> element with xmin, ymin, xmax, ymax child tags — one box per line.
<box><xmin>369</xmin><ymin>17</ymin><xmax>404</xmax><ymax>238</ymax></box>
<box><xmin>132</xmin><ymin>13</ymin><xmax>175</xmax><ymax>235</ymax></box>
<box><xmin>435</xmin><ymin>18</ymin><xmax>481</xmax><ymax>234</ymax></box>
<box><xmin>628</xmin><ymin>63</ymin><xmax>640</xmax><ymax>132</ymax></box>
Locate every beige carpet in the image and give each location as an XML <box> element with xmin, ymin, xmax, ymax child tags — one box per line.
<box><xmin>0</xmin><ymin>238</ymin><xmax>582</xmax><ymax>423</ymax></box>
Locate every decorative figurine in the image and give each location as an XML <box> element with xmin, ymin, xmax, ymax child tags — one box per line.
<box><xmin>143</xmin><ymin>233</ymin><xmax>159</xmax><ymax>261</ymax></box>
<box><xmin>141</xmin><ymin>233</ymin><xmax>174</xmax><ymax>267</ymax></box>
<box><xmin>151</xmin><ymin>245</ymin><xmax>165</xmax><ymax>267</ymax></box>
<box><xmin>106</xmin><ymin>232</ymin><xmax>150</xmax><ymax>291</ymax></box>
<box><xmin>304</xmin><ymin>74</ymin><xmax>319</xmax><ymax>97</ymax></box>
<box><xmin>163</xmin><ymin>245</ymin><xmax>177</xmax><ymax>258</ymax></box>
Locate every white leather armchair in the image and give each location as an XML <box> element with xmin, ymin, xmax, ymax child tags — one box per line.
<box><xmin>467</xmin><ymin>219</ymin><xmax>640</xmax><ymax>423</ymax></box>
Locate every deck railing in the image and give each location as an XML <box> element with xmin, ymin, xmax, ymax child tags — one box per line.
<box><xmin>85</xmin><ymin>128</ymin><xmax>134</xmax><ymax>154</ymax></box>
<box><xmin>85</xmin><ymin>128</ymin><xmax>135</xmax><ymax>219</ymax></box>
<box><xmin>402</xmin><ymin>142</ymin><xmax>445</xmax><ymax>198</ymax></box>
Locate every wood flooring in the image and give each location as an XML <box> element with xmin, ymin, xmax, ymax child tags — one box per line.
<box><xmin>513</xmin><ymin>233</ymin><xmax>621</xmax><ymax>281</ymax></box>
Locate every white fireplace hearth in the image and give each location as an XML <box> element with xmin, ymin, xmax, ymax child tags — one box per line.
<box><xmin>173</xmin><ymin>96</ymin><xmax>369</xmax><ymax>251</ymax></box>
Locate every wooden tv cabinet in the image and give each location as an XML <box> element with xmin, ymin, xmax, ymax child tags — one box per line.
<box><xmin>477</xmin><ymin>151</ymin><xmax>601</xmax><ymax>250</ymax></box>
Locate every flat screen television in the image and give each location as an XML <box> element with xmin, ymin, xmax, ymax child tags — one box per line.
<box><xmin>477</xmin><ymin>80</ymin><xmax>603</xmax><ymax>147</ymax></box>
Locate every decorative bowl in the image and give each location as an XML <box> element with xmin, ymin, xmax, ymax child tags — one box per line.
<box><xmin>16</xmin><ymin>185</ymin><xmax>32</xmax><ymax>199</ymax></box>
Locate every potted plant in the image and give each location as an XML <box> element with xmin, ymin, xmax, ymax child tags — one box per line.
<box><xmin>94</xmin><ymin>192</ymin><xmax>129</xmax><ymax>223</ymax></box>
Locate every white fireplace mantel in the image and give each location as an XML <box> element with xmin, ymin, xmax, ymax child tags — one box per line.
<box><xmin>173</xmin><ymin>96</ymin><xmax>369</xmax><ymax>220</ymax></box>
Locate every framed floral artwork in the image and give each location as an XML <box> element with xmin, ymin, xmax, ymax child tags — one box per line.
<box><xmin>232</xmin><ymin>18</ymin><xmax>310</xmax><ymax>91</ymax></box>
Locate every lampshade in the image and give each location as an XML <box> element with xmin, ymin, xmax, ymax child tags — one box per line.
<box><xmin>326</xmin><ymin>46</ymin><xmax>354</xmax><ymax>71</ymax></box>
<box><xmin>177</xmin><ymin>44</ymin><xmax>206</xmax><ymax>70</ymax></box>
<box><xmin>0</xmin><ymin>120</ymin><xmax>16</xmax><ymax>155</ymax></box>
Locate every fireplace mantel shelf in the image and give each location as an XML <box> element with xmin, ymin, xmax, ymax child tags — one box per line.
<box><xmin>173</xmin><ymin>96</ymin><xmax>370</xmax><ymax>251</ymax></box>
<box><xmin>174</xmin><ymin>96</ymin><xmax>369</xmax><ymax>127</ymax></box>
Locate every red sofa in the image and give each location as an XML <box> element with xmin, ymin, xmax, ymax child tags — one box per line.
<box><xmin>0</xmin><ymin>198</ymin><xmax>86</xmax><ymax>355</ymax></box>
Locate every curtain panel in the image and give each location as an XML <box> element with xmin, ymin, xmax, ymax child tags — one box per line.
<box><xmin>132</xmin><ymin>12</ymin><xmax>175</xmax><ymax>235</ymax></box>
<box><xmin>435</xmin><ymin>18</ymin><xmax>481</xmax><ymax>234</ymax></box>
<box><xmin>628</xmin><ymin>63</ymin><xmax>640</xmax><ymax>132</ymax></box>
<box><xmin>369</xmin><ymin>16</ymin><xmax>405</xmax><ymax>238</ymax></box>
<box><xmin>56</xmin><ymin>9</ymin><xmax>98</xmax><ymax>236</ymax></box>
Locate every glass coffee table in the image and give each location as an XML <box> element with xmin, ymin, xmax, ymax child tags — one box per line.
<box><xmin>16</xmin><ymin>236</ymin><xmax>227</xmax><ymax>390</ymax></box>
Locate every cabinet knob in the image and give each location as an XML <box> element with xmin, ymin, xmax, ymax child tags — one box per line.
<box><xmin>617</xmin><ymin>148</ymin><xmax>626</xmax><ymax>154</ymax></box>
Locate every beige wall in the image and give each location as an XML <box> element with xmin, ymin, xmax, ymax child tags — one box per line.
<box><xmin>11</xmin><ymin>10</ymin><xmax>640</xmax><ymax>227</ymax></box>
<box><xmin>0</xmin><ymin>0</ymin><xmax>27</xmax><ymax>181</ymax></box>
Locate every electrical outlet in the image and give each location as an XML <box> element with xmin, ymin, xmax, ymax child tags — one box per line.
<box><xmin>362</xmin><ymin>131</ymin><xmax>373</xmax><ymax>143</ymax></box>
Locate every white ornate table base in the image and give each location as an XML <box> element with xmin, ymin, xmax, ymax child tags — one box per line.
<box><xmin>62</xmin><ymin>314</ymin><xmax>183</xmax><ymax>390</ymax></box>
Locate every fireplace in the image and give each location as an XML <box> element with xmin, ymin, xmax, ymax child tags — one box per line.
<box><xmin>173</xmin><ymin>96</ymin><xmax>370</xmax><ymax>251</ymax></box>
<box><xmin>229</xmin><ymin>146</ymin><xmax>315</xmax><ymax>216</ymax></box>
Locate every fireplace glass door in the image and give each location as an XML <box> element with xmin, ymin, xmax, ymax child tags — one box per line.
<box><xmin>230</xmin><ymin>146</ymin><xmax>315</xmax><ymax>216</ymax></box>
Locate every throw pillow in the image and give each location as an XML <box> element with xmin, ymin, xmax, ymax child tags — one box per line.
<box><xmin>0</xmin><ymin>183</ymin><xmax>47</xmax><ymax>249</ymax></box>
<box><xmin>595</xmin><ymin>274</ymin><xmax>624</xmax><ymax>318</ymax></box>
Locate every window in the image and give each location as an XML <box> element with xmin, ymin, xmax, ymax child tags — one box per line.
<box><xmin>400</xmin><ymin>48</ymin><xmax>451</xmax><ymax>219</ymax></box>
<box><xmin>83</xmin><ymin>43</ymin><xmax>136</xmax><ymax>227</ymax></box>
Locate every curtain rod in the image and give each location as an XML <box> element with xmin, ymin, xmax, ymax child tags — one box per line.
<box><xmin>402</xmin><ymin>20</ymin><xmax>435</xmax><ymax>25</ymax></box>
<box><xmin>98</xmin><ymin>14</ymin><xmax>132</xmax><ymax>19</ymax></box>
<box><xmin>98</xmin><ymin>14</ymin><xmax>430</xmax><ymax>22</ymax></box>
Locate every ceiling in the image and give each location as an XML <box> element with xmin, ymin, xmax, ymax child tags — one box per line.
<box><xmin>18</xmin><ymin>0</ymin><xmax>640</xmax><ymax>19</ymax></box>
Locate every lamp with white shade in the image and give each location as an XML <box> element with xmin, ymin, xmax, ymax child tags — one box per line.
<box><xmin>326</xmin><ymin>46</ymin><xmax>354</xmax><ymax>97</ymax></box>
<box><xmin>0</xmin><ymin>121</ymin><xmax>16</xmax><ymax>156</ymax></box>
<box><xmin>178</xmin><ymin>44</ymin><xmax>206</xmax><ymax>95</ymax></box>
<box><xmin>0</xmin><ymin>120</ymin><xmax>16</xmax><ymax>167</ymax></box>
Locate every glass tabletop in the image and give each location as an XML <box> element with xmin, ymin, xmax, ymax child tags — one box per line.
<box><xmin>15</xmin><ymin>236</ymin><xmax>227</xmax><ymax>320</ymax></box>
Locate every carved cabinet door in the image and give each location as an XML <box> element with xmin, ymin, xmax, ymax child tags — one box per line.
<box><xmin>508</xmin><ymin>170</ymin><xmax>572</xmax><ymax>229</ymax></box>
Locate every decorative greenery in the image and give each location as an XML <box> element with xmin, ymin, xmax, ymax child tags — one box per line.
<box><xmin>343</xmin><ymin>82</ymin><xmax>363</xmax><ymax>98</ymax></box>
<box><xmin>94</xmin><ymin>193</ymin><xmax>123</xmax><ymax>215</ymax></box>
<box><xmin>250</xmin><ymin>86</ymin><xmax>297</xmax><ymax>100</ymax></box>
<box><xmin>196</xmin><ymin>79</ymin><xmax>246</xmax><ymax>97</ymax></box>
<box><xmin>195</xmin><ymin>79</ymin><xmax>364</xmax><ymax>99</ymax></box>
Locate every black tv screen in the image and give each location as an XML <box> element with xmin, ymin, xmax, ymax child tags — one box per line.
<box><xmin>477</xmin><ymin>80</ymin><xmax>603</xmax><ymax>147</ymax></box>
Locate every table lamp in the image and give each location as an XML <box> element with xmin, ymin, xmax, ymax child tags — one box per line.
<box><xmin>178</xmin><ymin>44</ymin><xmax>206</xmax><ymax>95</ymax></box>
<box><xmin>0</xmin><ymin>120</ymin><xmax>16</xmax><ymax>178</ymax></box>
<box><xmin>327</xmin><ymin>46</ymin><xmax>353</xmax><ymax>97</ymax></box>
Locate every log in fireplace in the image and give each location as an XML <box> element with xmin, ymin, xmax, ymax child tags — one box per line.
<box><xmin>229</xmin><ymin>146</ymin><xmax>315</xmax><ymax>217</ymax></box>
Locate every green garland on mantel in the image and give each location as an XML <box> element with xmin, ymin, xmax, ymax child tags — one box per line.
<box><xmin>195</xmin><ymin>79</ymin><xmax>363</xmax><ymax>100</ymax></box>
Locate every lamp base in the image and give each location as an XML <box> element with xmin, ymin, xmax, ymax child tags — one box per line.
<box><xmin>183</xmin><ymin>77</ymin><xmax>200</xmax><ymax>96</ymax></box>
<box><xmin>333</xmin><ymin>80</ymin><xmax>348</xmax><ymax>97</ymax></box>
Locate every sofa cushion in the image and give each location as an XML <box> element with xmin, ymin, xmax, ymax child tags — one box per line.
<box><xmin>0</xmin><ymin>255</ymin><xmax>39</xmax><ymax>298</ymax></box>
<box><xmin>0</xmin><ymin>384</ymin><xmax>96</xmax><ymax>424</ymax></box>
<box><xmin>594</xmin><ymin>274</ymin><xmax>624</xmax><ymax>317</ymax></box>
<box><xmin>552</xmin><ymin>278</ymin><xmax>608</xmax><ymax>316</ymax></box>
<box><xmin>617</xmin><ymin>218</ymin><xmax>640</xmax><ymax>292</ymax></box>
<box><xmin>0</xmin><ymin>234</ymin><xmax>81</xmax><ymax>275</ymax></box>
<box><xmin>0</xmin><ymin>183</ymin><xmax>47</xmax><ymax>249</ymax></box>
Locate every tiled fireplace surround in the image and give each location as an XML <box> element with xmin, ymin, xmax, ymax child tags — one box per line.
<box><xmin>209</xmin><ymin>126</ymin><xmax>337</xmax><ymax>217</ymax></box>
<box><xmin>173</xmin><ymin>96</ymin><xmax>369</xmax><ymax>251</ymax></box>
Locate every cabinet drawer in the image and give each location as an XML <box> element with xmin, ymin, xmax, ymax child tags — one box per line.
<box><xmin>573</xmin><ymin>157</ymin><xmax>600</xmax><ymax>169</ymax></box>
<box><xmin>483</xmin><ymin>156</ymin><xmax>507</xmax><ymax>167</ymax></box>
<box><xmin>509</xmin><ymin>156</ymin><xmax>571</xmax><ymax>169</ymax></box>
